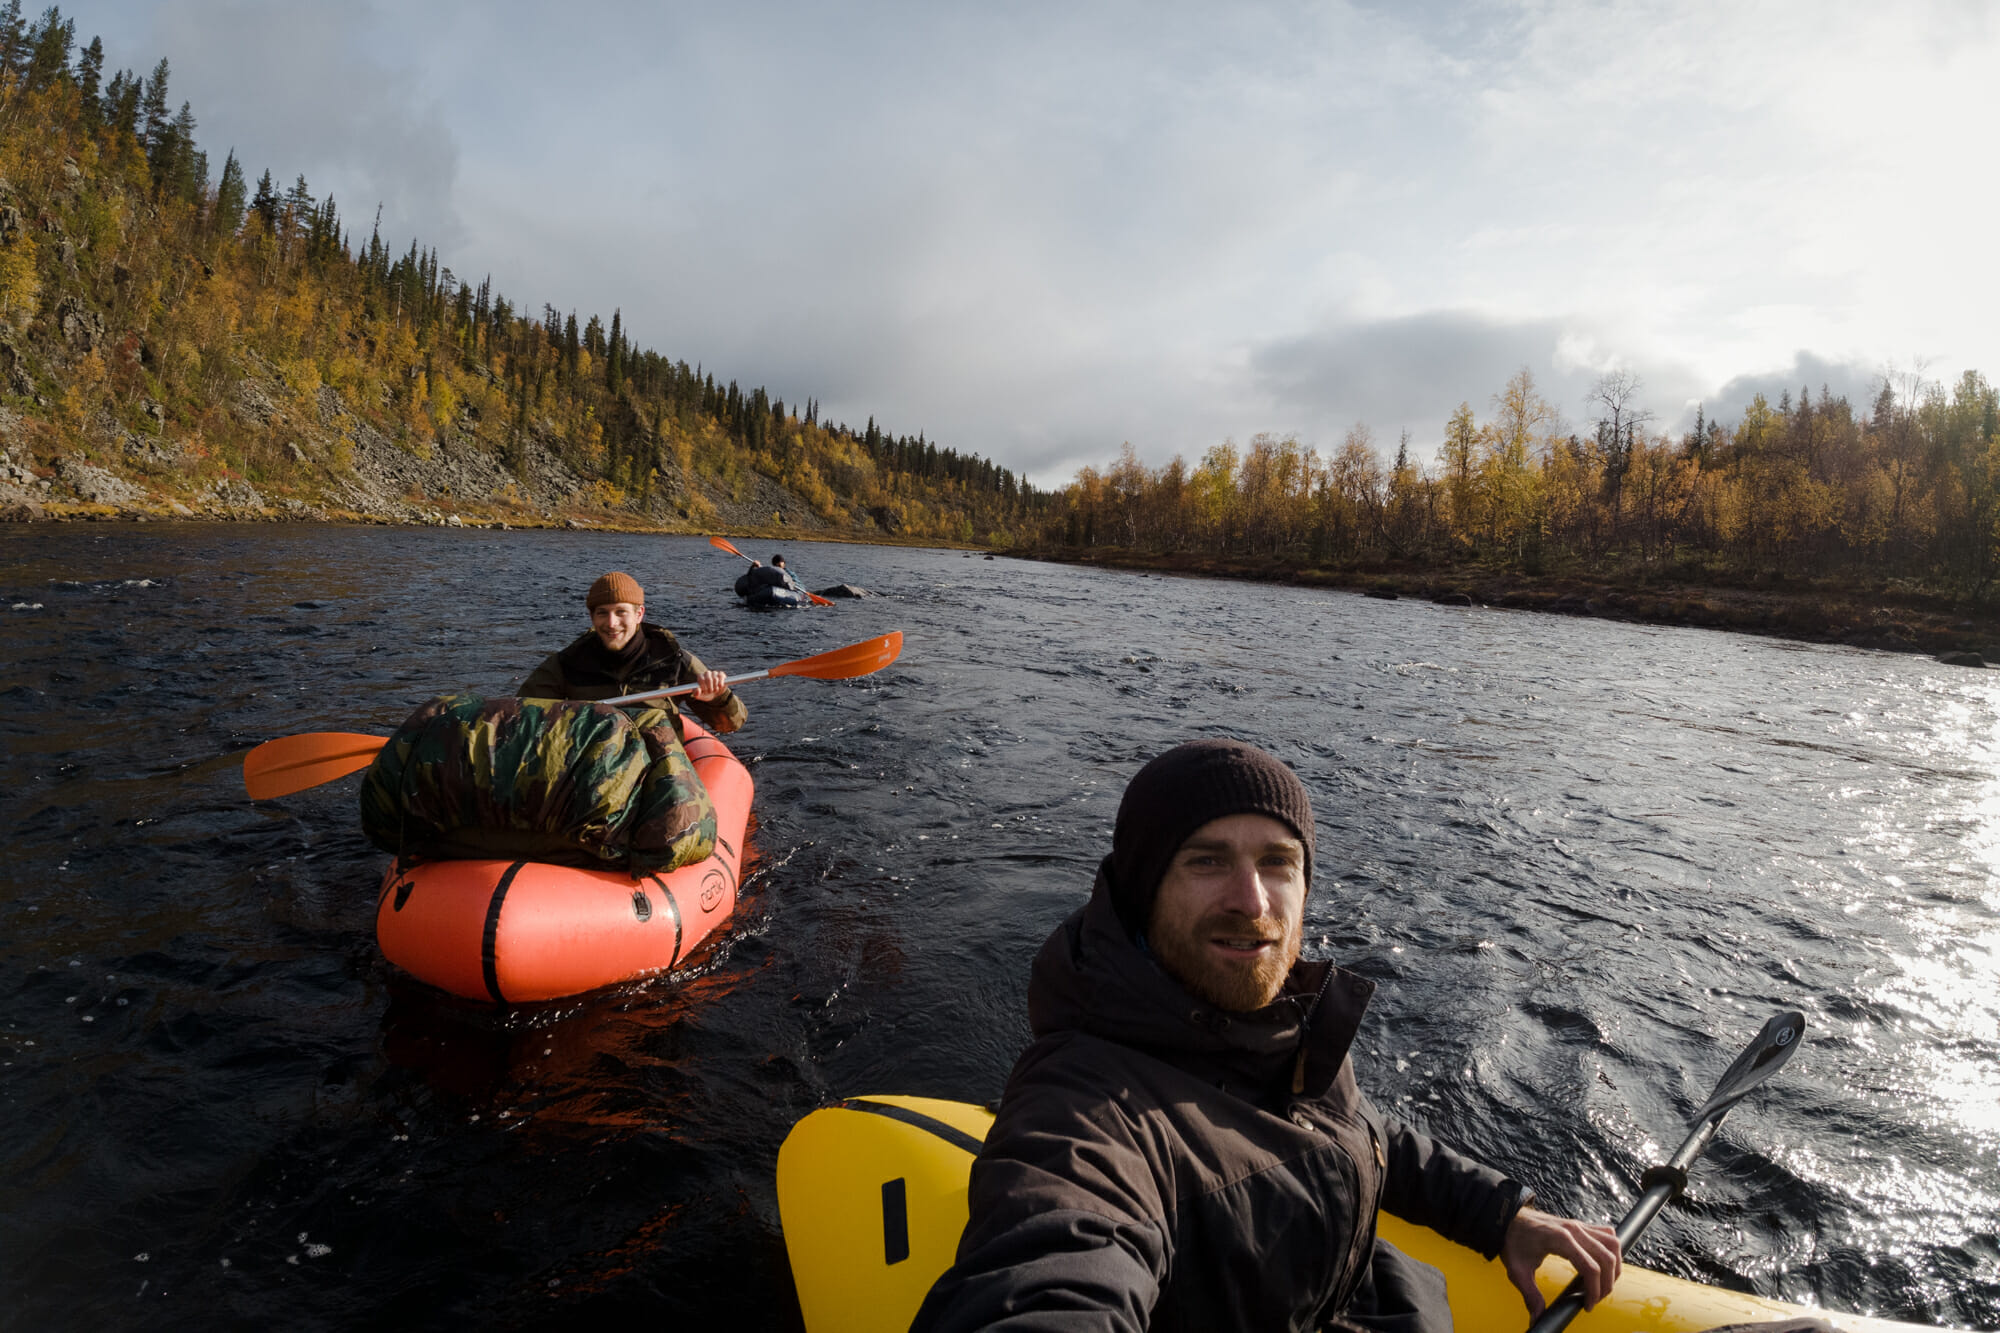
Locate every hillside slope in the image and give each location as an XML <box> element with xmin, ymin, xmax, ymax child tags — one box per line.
<box><xmin>0</xmin><ymin>20</ymin><xmax>1040</xmax><ymax>539</ymax></box>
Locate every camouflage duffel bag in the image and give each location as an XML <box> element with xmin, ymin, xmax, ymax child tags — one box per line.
<box><xmin>358</xmin><ymin>694</ymin><xmax>717</xmax><ymax>874</ymax></box>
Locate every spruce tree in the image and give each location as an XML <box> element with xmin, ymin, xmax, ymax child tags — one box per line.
<box><xmin>100</xmin><ymin>67</ymin><xmax>125</xmax><ymax>124</ymax></box>
<box><xmin>0</xmin><ymin>1</ymin><xmax>24</xmax><ymax>79</ymax></box>
<box><xmin>212</xmin><ymin>150</ymin><xmax>246</xmax><ymax>236</ymax></box>
<box><xmin>75</xmin><ymin>33</ymin><xmax>100</xmax><ymax>120</ymax></box>
<box><xmin>25</xmin><ymin>6</ymin><xmax>74</xmax><ymax>90</ymax></box>
<box><xmin>250</xmin><ymin>168</ymin><xmax>278</xmax><ymax>230</ymax></box>
<box><xmin>105</xmin><ymin>67</ymin><xmax>139</xmax><ymax>138</ymax></box>
<box><xmin>607</xmin><ymin>308</ymin><xmax>623</xmax><ymax>395</ymax></box>
<box><xmin>313</xmin><ymin>195</ymin><xmax>339</xmax><ymax>264</ymax></box>
<box><xmin>284</xmin><ymin>172</ymin><xmax>313</xmax><ymax>241</ymax></box>
<box><xmin>140</xmin><ymin>56</ymin><xmax>169</xmax><ymax>147</ymax></box>
<box><xmin>364</xmin><ymin>204</ymin><xmax>384</xmax><ymax>280</ymax></box>
<box><xmin>169</xmin><ymin>101</ymin><xmax>200</xmax><ymax>200</ymax></box>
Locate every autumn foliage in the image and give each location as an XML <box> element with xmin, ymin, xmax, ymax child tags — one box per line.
<box><xmin>1045</xmin><ymin>365</ymin><xmax>2000</xmax><ymax>600</ymax></box>
<box><xmin>0</xmin><ymin>7</ymin><xmax>1042</xmax><ymax>542</ymax></box>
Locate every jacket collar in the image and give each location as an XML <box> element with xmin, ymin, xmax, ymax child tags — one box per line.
<box><xmin>556</xmin><ymin>623</ymin><xmax>678</xmax><ymax>684</ymax></box>
<box><xmin>1026</xmin><ymin>858</ymin><xmax>1375</xmax><ymax>1100</ymax></box>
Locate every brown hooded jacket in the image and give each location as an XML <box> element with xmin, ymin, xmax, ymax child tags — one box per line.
<box><xmin>911</xmin><ymin>862</ymin><xmax>1531</xmax><ymax>1332</ymax></box>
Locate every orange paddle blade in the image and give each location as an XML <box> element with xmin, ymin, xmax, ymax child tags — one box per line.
<box><xmin>243</xmin><ymin>732</ymin><xmax>389</xmax><ymax>799</ymax></box>
<box><xmin>768</xmin><ymin>631</ymin><xmax>903</xmax><ymax>681</ymax></box>
<box><xmin>709</xmin><ymin>535</ymin><xmax>749</xmax><ymax>560</ymax></box>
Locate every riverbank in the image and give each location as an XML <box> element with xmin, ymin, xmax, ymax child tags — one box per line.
<box><xmin>1001</xmin><ymin>545</ymin><xmax>2000</xmax><ymax>665</ymax></box>
<box><xmin>0</xmin><ymin>493</ymin><xmax>971</xmax><ymax>561</ymax></box>
<box><xmin>0</xmin><ymin>387</ymin><xmax>863</xmax><ymax>536</ymax></box>
<box><xmin>0</xmin><ymin>440</ymin><xmax>970</xmax><ymax>551</ymax></box>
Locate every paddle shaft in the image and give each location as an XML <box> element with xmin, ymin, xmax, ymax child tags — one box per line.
<box><xmin>1523</xmin><ymin>1010</ymin><xmax>1804</xmax><ymax>1333</ymax></box>
<box><xmin>242</xmin><ymin>631</ymin><xmax>900</xmax><ymax>799</ymax></box>
<box><xmin>603</xmin><ymin>670</ymin><xmax>768</xmax><ymax>707</ymax></box>
<box><xmin>1524</xmin><ymin>1121</ymin><xmax>1721</xmax><ymax>1333</ymax></box>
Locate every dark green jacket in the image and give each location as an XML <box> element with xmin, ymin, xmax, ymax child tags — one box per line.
<box><xmin>518</xmin><ymin>623</ymin><xmax>746</xmax><ymax>734</ymax></box>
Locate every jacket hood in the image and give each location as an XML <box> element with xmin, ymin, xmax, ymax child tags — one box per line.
<box><xmin>1026</xmin><ymin>857</ymin><xmax>1376</xmax><ymax>1102</ymax></box>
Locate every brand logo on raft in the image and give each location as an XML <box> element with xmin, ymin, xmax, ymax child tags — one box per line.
<box><xmin>1776</xmin><ymin>1025</ymin><xmax>1796</xmax><ymax>1046</ymax></box>
<box><xmin>699</xmin><ymin>870</ymin><xmax>728</xmax><ymax>914</ymax></box>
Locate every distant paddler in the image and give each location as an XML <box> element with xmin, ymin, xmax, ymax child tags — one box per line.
<box><xmin>713</xmin><ymin>535</ymin><xmax>835</xmax><ymax>606</ymax></box>
<box><xmin>734</xmin><ymin>553</ymin><xmax>804</xmax><ymax>602</ymax></box>
<box><xmin>519</xmin><ymin>571</ymin><xmax>746</xmax><ymax>732</ymax></box>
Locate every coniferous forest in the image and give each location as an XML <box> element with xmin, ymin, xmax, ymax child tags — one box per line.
<box><xmin>0</xmin><ymin>6</ymin><xmax>1041</xmax><ymax>542</ymax></box>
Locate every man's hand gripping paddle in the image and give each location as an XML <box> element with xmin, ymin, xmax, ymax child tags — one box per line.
<box><xmin>241</xmin><ymin>631</ymin><xmax>904</xmax><ymax>799</ymax></box>
<box><xmin>1523</xmin><ymin>1009</ymin><xmax>1807</xmax><ymax>1333</ymax></box>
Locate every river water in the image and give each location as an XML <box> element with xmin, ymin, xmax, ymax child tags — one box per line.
<box><xmin>2</xmin><ymin>524</ymin><xmax>1997</xmax><ymax>1329</ymax></box>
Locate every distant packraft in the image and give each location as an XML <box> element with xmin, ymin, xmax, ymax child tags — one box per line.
<box><xmin>358</xmin><ymin>694</ymin><xmax>716</xmax><ymax>873</ymax></box>
<box><xmin>735</xmin><ymin>564</ymin><xmax>812</xmax><ymax>609</ymax></box>
<box><xmin>742</xmin><ymin>585</ymin><xmax>813</xmax><ymax>609</ymax></box>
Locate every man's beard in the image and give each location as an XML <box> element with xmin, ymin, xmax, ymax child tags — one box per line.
<box><xmin>1150</xmin><ymin>909</ymin><xmax>1301</xmax><ymax>1013</ymax></box>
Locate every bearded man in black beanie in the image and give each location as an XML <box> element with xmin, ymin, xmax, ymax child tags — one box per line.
<box><xmin>911</xmin><ymin>738</ymin><xmax>1624</xmax><ymax>1333</ymax></box>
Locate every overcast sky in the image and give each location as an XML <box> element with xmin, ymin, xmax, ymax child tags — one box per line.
<box><xmin>61</xmin><ymin>0</ymin><xmax>2000</xmax><ymax>486</ymax></box>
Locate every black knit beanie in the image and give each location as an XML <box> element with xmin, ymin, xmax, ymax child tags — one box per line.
<box><xmin>1108</xmin><ymin>739</ymin><xmax>1316</xmax><ymax>936</ymax></box>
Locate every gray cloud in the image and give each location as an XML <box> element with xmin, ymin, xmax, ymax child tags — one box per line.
<box><xmin>1702</xmin><ymin>353</ymin><xmax>1887</xmax><ymax>428</ymax></box>
<box><xmin>1243</xmin><ymin>310</ymin><xmax>1749</xmax><ymax>463</ymax></box>
<box><xmin>1252</xmin><ymin>310</ymin><xmax>1586</xmax><ymax>446</ymax></box>
<box><xmin>1244</xmin><ymin>313</ymin><xmax>1892</xmax><ymax>464</ymax></box>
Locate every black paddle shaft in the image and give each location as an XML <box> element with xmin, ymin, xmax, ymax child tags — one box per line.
<box><xmin>1523</xmin><ymin>1010</ymin><xmax>1807</xmax><ymax>1333</ymax></box>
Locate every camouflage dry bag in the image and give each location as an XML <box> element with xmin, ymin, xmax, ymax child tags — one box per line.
<box><xmin>358</xmin><ymin>694</ymin><xmax>716</xmax><ymax>874</ymax></box>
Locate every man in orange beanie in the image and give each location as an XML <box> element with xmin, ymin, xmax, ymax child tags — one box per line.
<box><xmin>518</xmin><ymin>571</ymin><xmax>745</xmax><ymax>733</ymax></box>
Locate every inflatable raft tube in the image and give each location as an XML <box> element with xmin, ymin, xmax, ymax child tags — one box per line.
<box><xmin>743</xmin><ymin>586</ymin><xmax>815</xmax><ymax>610</ymax></box>
<box><xmin>775</xmin><ymin>1095</ymin><xmax>1940</xmax><ymax>1333</ymax></box>
<box><xmin>374</xmin><ymin>717</ymin><xmax>753</xmax><ymax>1003</ymax></box>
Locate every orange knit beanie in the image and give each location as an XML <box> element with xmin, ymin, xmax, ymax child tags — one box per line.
<box><xmin>586</xmin><ymin>571</ymin><xmax>645</xmax><ymax>609</ymax></box>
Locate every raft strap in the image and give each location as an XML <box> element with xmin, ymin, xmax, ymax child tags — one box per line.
<box><xmin>480</xmin><ymin>861</ymin><xmax>530</xmax><ymax>1004</ymax></box>
<box><xmin>831</xmin><ymin>1097</ymin><xmax>984</xmax><ymax>1157</ymax></box>
<box><xmin>646</xmin><ymin>873</ymin><xmax>684</xmax><ymax>968</ymax></box>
